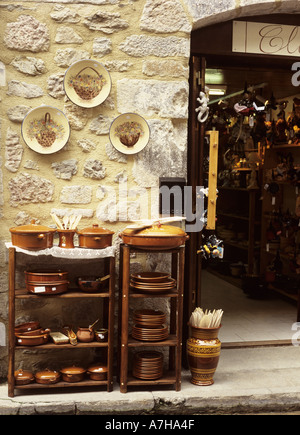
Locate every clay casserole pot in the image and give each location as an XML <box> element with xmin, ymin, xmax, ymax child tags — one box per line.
<box><xmin>60</xmin><ymin>366</ymin><xmax>86</xmax><ymax>383</ymax></box>
<box><xmin>87</xmin><ymin>364</ymin><xmax>108</xmax><ymax>381</ymax></box>
<box><xmin>10</xmin><ymin>221</ymin><xmax>56</xmax><ymax>250</ymax></box>
<box><xmin>35</xmin><ymin>369</ymin><xmax>61</xmax><ymax>384</ymax></box>
<box><xmin>120</xmin><ymin>224</ymin><xmax>189</xmax><ymax>250</ymax></box>
<box><xmin>77</xmin><ymin>224</ymin><xmax>114</xmax><ymax>249</ymax></box>
<box><xmin>14</xmin><ymin>369</ymin><xmax>34</xmax><ymax>385</ymax></box>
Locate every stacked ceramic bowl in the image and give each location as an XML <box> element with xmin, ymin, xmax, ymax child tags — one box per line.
<box><xmin>132</xmin><ymin>351</ymin><xmax>164</xmax><ymax>380</ymax></box>
<box><xmin>130</xmin><ymin>272</ymin><xmax>176</xmax><ymax>294</ymax></box>
<box><xmin>132</xmin><ymin>309</ymin><xmax>168</xmax><ymax>342</ymax></box>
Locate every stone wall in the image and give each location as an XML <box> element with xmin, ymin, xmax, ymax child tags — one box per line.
<box><xmin>0</xmin><ymin>0</ymin><xmax>298</xmax><ymax>378</ymax></box>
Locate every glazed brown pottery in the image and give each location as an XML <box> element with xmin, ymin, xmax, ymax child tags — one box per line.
<box><xmin>26</xmin><ymin>281</ymin><xmax>69</xmax><ymax>295</ymax></box>
<box><xmin>87</xmin><ymin>364</ymin><xmax>108</xmax><ymax>381</ymax></box>
<box><xmin>120</xmin><ymin>224</ymin><xmax>189</xmax><ymax>250</ymax></box>
<box><xmin>77</xmin><ymin>275</ymin><xmax>110</xmax><ymax>293</ymax></box>
<box><xmin>10</xmin><ymin>221</ymin><xmax>56</xmax><ymax>250</ymax></box>
<box><xmin>77</xmin><ymin>224</ymin><xmax>114</xmax><ymax>249</ymax></box>
<box><xmin>57</xmin><ymin>229</ymin><xmax>76</xmax><ymax>249</ymax></box>
<box><xmin>14</xmin><ymin>321</ymin><xmax>40</xmax><ymax>334</ymax></box>
<box><xmin>77</xmin><ymin>327</ymin><xmax>94</xmax><ymax>343</ymax></box>
<box><xmin>35</xmin><ymin>369</ymin><xmax>61</xmax><ymax>384</ymax></box>
<box><xmin>15</xmin><ymin>329</ymin><xmax>50</xmax><ymax>346</ymax></box>
<box><xmin>14</xmin><ymin>369</ymin><xmax>34</xmax><ymax>385</ymax></box>
<box><xmin>186</xmin><ymin>324</ymin><xmax>221</xmax><ymax>386</ymax></box>
<box><xmin>25</xmin><ymin>270</ymin><xmax>69</xmax><ymax>295</ymax></box>
<box><xmin>94</xmin><ymin>328</ymin><xmax>108</xmax><ymax>342</ymax></box>
<box><xmin>60</xmin><ymin>366</ymin><xmax>86</xmax><ymax>383</ymax></box>
<box><xmin>25</xmin><ymin>270</ymin><xmax>68</xmax><ymax>283</ymax></box>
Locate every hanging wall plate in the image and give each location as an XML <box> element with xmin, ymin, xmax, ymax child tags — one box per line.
<box><xmin>21</xmin><ymin>106</ymin><xmax>70</xmax><ymax>154</ymax></box>
<box><xmin>63</xmin><ymin>59</ymin><xmax>111</xmax><ymax>108</ymax></box>
<box><xmin>109</xmin><ymin>113</ymin><xmax>150</xmax><ymax>155</ymax></box>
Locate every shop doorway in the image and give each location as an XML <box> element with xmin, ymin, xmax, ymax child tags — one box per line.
<box><xmin>186</xmin><ymin>14</ymin><xmax>300</xmax><ymax>346</ymax></box>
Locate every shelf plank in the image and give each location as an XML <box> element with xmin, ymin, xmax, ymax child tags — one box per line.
<box><xmin>127</xmin><ymin>371</ymin><xmax>176</xmax><ymax>386</ymax></box>
<box><xmin>15</xmin><ymin>289</ymin><xmax>110</xmax><ymax>298</ymax></box>
<box><xmin>15</xmin><ymin>378</ymin><xmax>109</xmax><ymax>389</ymax></box>
<box><xmin>128</xmin><ymin>334</ymin><xmax>178</xmax><ymax>347</ymax></box>
<box><xmin>15</xmin><ymin>341</ymin><xmax>108</xmax><ymax>350</ymax></box>
<box><xmin>129</xmin><ymin>290</ymin><xmax>178</xmax><ymax>298</ymax></box>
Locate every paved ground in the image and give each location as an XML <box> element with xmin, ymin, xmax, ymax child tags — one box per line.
<box><xmin>1</xmin><ymin>345</ymin><xmax>300</xmax><ymax>415</ymax></box>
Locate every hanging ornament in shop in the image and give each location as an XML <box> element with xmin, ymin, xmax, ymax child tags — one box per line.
<box><xmin>195</xmin><ymin>86</ymin><xmax>209</xmax><ymax>123</ymax></box>
<box><xmin>234</xmin><ymin>82</ymin><xmax>254</xmax><ymax>116</ymax></box>
<box><xmin>197</xmin><ymin>234</ymin><xmax>224</xmax><ymax>260</ymax></box>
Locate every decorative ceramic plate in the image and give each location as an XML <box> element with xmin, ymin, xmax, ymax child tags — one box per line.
<box><xmin>63</xmin><ymin>59</ymin><xmax>111</xmax><ymax>108</ymax></box>
<box><xmin>109</xmin><ymin>113</ymin><xmax>150</xmax><ymax>155</ymax></box>
<box><xmin>21</xmin><ymin>106</ymin><xmax>70</xmax><ymax>154</ymax></box>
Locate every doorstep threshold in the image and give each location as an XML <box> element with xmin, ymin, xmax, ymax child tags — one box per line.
<box><xmin>221</xmin><ymin>339</ymin><xmax>292</xmax><ymax>349</ymax></box>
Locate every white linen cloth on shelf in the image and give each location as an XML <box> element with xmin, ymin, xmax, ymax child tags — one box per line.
<box><xmin>5</xmin><ymin>242</ymin><xmax>115</xmax><ymax>259</ymax></box>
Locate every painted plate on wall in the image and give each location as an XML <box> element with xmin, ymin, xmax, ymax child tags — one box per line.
<box><xmin>21</xmin><ymin>106</ymin><xmax>70</xmax><ymax>154</ymax></box>
<box><xmin>109</xmin><ymin>113</ymin><xmax>150</xmax><ymax>155</ymax></box>
<box><xmin>63</xmin><ymin>59</ymin><xmax>111</xmax><ymax>108</ymax></box>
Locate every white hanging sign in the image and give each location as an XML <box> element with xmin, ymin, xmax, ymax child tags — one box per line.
<box><xmin>232</xmin><ymin>21</ymin><xmax>300</xmax><ymax>57</ymax></box>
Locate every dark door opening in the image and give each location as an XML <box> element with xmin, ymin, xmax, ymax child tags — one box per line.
<box><xmin>185</xmin><ymin>14</ymin><xmax>300</xmax><ymax>347</ymax></box>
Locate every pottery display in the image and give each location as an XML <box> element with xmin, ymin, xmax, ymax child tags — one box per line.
<box><xmin>63</xmin><ymin>59</ymin><xmax>111</xmax><ymax>108</ymax></box>
<box><xmin>77</xmin><ymin>275</ymin><xmax>110</xmax><ymax>293</ymax></box>
<box><xmin>15</xmin><ymin>329</ymin><xmax>50</xmax><ymax>346</ymax></box>
<box><xmin>132</xmin><ymin>351</ymin><xmax>163</xmax><ymax>380</ymax></box>
<box><xmin>25</xmin><ymin>269</ymin><xmax>69</xmax><ymax>295</ymax></box>
<box><xmin>94</xmin><ymin>328</ymin><xmax>108</xmax><ymax>342</ymax></box>
<box><xmin>57</xmin><ymin>229</ymin><xmax>76</xmax><ymax>249</ymax></box>
<box><xmin>121</xmin><ymin>224</ymin><xmax>188</xmax><ymax>250</ymax></box>
<box><xmin>87</xmin><ymin>364</ymin><xmax>108</xmax><ymax>381</ymax></box>
<box><xmin>186</xmin><ymin>325</ymin><xmax>221</xmax><ymax>386</ymax></box>
<box><xmin>21</xmin><ymin>106</ymin><xmax>70</xmax><ymax>154</ymax></box>
<box><xmin>14</xmin><ymin>369</ymin><xmax>34</xmax><ymax>385</ymax></box>
<box><xmin>35</xmin><ymin>369</ymin><xmax>61</xmax><ymax>385</ymax></box>
<box><xmin>10</xmin><ymin>221</ymin><xmax>56</xmax><ymax>250</ymax></box>
<box><xmin>60</xmin><ymin>366</ymin><xmax>86</xmax><ymax>383</ymax></box>
<box><xmin>77</xmin><ymin>224</ymin><xmax>114</xmax><ymax>249</ymax></box>
<box><xmin>109</xmin><ymin>113</ymin><xmax>150</xmax><ymax>155</ymax></box>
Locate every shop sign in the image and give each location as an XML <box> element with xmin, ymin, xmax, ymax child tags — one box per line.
<box><xmin>232</xmin><ymin>21</ymin><xmax>300</xmax><ymax>57</ymax></box>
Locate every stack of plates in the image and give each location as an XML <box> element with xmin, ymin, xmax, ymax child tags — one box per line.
<box><xmin>132</xmin><ymin>324</ymin><xmax>169</xmax><ymax>341</ymax></box>
<box><xmin>132</xmin><ymin>351</ymin><xmax>163</xmax><ymax>380</ymax></box>
<box><xmin>133</xmin><ymin>309</ymin><xmax>166</xmax><ymax>327</ymax></box>
<box><xmin>130</xmin><ymin>272</ymin><xmax>176</xmax><ymax>294</ymax></box>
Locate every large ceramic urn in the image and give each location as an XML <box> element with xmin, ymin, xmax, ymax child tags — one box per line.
<box><xmin>186</xmin><ymin>324</ymin><xmax>221</xmax><ymax>386</ymax></box>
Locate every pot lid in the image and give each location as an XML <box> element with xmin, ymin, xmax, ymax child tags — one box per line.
<box><xmin>123</xmin><ymin>224</ymin><xmax>186</xmax><ymax>237</ymax></box>
<box><xmin>14</xmin><ymin>369</ymin><xmax>34</xmax><ymax>381</ymax></box>
<box><xmin>10</xmin><ymin>220</ymin><xmax>55</xmax><ymax>234</ymax></box>
<box><xmin>60</xmin><ymin>366</ymin><xmax>86</xmax><ymax>374</ymax></box>
<box><xmin>87</xmin><ymin>364</ymin><xmax>108</xmax><ymax>373</ymax></box>
<box><xmin>77</xmin><ymin>224</ymin><xmax>114</xmax><ymax>236</ymax></box>
<box><xmin>35</xmin><ymin>369</ymin><xmax>60</xmax><ymax>380</ymax></box>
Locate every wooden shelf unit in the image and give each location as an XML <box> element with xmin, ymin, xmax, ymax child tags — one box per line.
<box><xmin>7</xmin><ymin>246</ymin><xmax>115</xmax><ymax>397</ymax></box>
<box><xmin>260</xmin><ymin>144</ymin><xmax>300</xmax><ymax>320</ymax></box>
<box><xmin>217</xmin><ymin>186</ymin><xmax>262</xmax><ymax>275</ymax></box>
<box><xmin>118</xmin><ymin>244</ymin><xmax>185</xmax><ymax>393</ymax></box>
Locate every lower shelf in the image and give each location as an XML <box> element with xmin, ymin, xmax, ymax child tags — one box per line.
<box><xmin>14</xmin><ymin>378</ymin><xmax>111</xmax><ymax>390</ymax></box>
<box><xmin>127</xmin><ymin>370</ymin><xmax>176</xmax><ymax>386</ymax></box>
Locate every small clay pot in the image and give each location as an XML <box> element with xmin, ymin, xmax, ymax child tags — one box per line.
<box><xmin>95</xmin><ymin>328</ymin><xmax>108</xmax><ymax>342</ymax></box>
<box><xmin>77</xmin><ymin>327</ymin><xmax>94</xmax><ymax>343</ymax></box>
